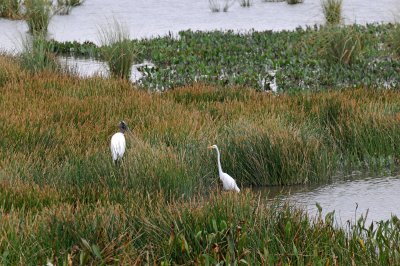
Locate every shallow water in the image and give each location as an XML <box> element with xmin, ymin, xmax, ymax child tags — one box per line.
<box><xmin>263</xmin><ymin>174</ymin><xmax>400</xmax><ymax>225</ymax></box>
<box><xmin>1</xmin><ymin>0</ymin><xmax>399</xmax><ymax>53</ymax></box>
<box><xmin>59</xmin><ymin>56</ymin><xmax>144</xmax><ymax>82</ymax></box>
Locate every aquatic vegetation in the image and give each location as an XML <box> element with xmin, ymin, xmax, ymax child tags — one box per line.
<box><xmin>208</xmin><ymin>0</ymin><xmax>220</xmax><ymax>12</ymax></box>
<box><xmin>98</xmin><ymin>20</ymin><xmax>138</xmax><ymax>79</ymax></box>
<box><xmin>25</xmin><ymin>0</ymin><xmax>52</xmax><ymax>34</ymax></box>
<box><xmin>49</xmin><ymin>24</ymin><xmax>399</xmax><ymax>91</ymax></box>
<box><xmin>0</xmin><ymin>0</ymin><xmax>22</xmax><ymax>19</ymax></box>
<box><xmin>388</xmin><ymin>24</ymin><xmax>400</xmax><ymax>57</ymax></box>
<box><xmin>56</xmin><ymin>0</ymin><xmax>84</xmax><ymax>15</ymax></box>
<box><xmin>286</xmin><ymin>0</ymin><xmax>303</xmax><ymax>4</ymax></box>
<box><xmin>208</xmin><ymin>0</ymin><xmax>234</xmax><ymax>12</ymax></box>
<box><xmin>322</xmin><ymin>0</ymin><xmax>343</xmax><ymax>25</ymax></box>
<box><xmin>239</xmin><ymin>0</ymin><xmax>252</xmax><ymax>7</ymax></box>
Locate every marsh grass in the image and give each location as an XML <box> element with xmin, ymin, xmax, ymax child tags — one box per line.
<box><xmin>0</xmin><ymin>0</ymin><xmax>22</xmax><ymax>19</ymax></box>
<box><xmin>209</xmin><ymin>0</ymin><xmax>234</xmax><ymax>12</ymax></box>
<box><xmin>98</xmin><ymin>20</ymin><xmax>138</xmax><ymax>80</ymax></box>
<box><xmin>55</xmin><ymin>0</ymin><xmax>84</xmax><ymax>15</ymax></box>
<box><xmin>1</xmin><ymin>59</ymin><xmax>400</xmax><ymax>263</ymax></box>
<box><xmin>314</xmin><ymin>25</ymin><xmax>364</xmax><ymax>65</ymax></box>
<box><xmin>322</xmin><ymin>0</ymin><xmax>343</xmax><ymax>25</ymax></box>
<box><xmin>25</xmin><ymin>0</ymin><xmax>52</xmax><ymax>34</ymax></box>
<box><xmin>286</xmin><ymin>0</ymin><xmax>303</xmax><ymax>4</ymax></box>
<box><xmin>239</xmin><ymin>0</ymin><xmax>252</xmax><ymax>7</ymax></box>
<box><xmin>388</xmin><ymin>24</ymin><xmax>400</xmax><ymax>57</ymax></box>
<box><xmin>19</xmin><ymin>35</ymin><xmax>60</xmax><ymax>73</ymax></box>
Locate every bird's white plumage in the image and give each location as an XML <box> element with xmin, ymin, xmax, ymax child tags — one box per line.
<box><xmin>110</xmin><ymin>132</ymin><xmax>126</xmax><ymax>161</ymax></box>
<box><xmin>220</xmin><ymin>172</ymin><xmax>240</xmax><ymax>192</ymax></box>
<box><xmin>209</xmin><ymin>145</ymin><xmax>240</xmax><ymax>192</ymax></box>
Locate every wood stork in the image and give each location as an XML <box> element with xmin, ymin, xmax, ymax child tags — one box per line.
<box><xmin>208</xmin><ymin>144</ymin><xmax>240</xmax><ymax>192</ymax></box>
<box><xmin>110</xmin><ymin>121</ymin><xmax>128</xmax><ymax>163</ymax></box>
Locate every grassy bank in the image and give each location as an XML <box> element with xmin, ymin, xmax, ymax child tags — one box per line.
<box><xmin>50</xmin><ymin>23</ymin><xmax>400</xmax><ymax>91</ymax></box>
<box><xmin>1</xmin><ymin>56</ymin><xmax>400</xmax><ymax>264</ymax></box>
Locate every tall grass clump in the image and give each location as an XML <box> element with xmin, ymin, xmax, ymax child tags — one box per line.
<box><xmin>0</xmin><ymin>0</ymin><xmax>22</xmax><ymax>19</ymax></box>
<box><xmin>19</xmin><ymin>35</ymin><xmax>60</xmax><ymax>73</ymax></box>
<box><xmin>314</xmin><ymin>25</ymin><xmax>364</xmax><ymax>65</ymax></box>
<box><xmin>25</xmin><ymin>0</ymin><xmax>52</xmax><ymax>34</ymax></box>
<box><xmin>286</xmin><ymin>0</ymin><xmax>303</xmax><ymax>4</ymax></box>
<box><xmin>98</xmin><ymin>20</ymin><xmax>138</xmax><ymax>80</ymax></box>
<box><xmin>209</xmin><ymin>0</ymin><xmax>234</xmax><ymax>12</ymax></box>
<box><xmin>388</xmin><ymin>24</ymin><xmax>400</xmax><ymax>57</ymax></box>
<box><xmin>56</xmin><ymin>0</ymin><xmax>84</xmax><ymax>15</ymax></box>
<box><xmin>0</xmin><ymin>56</ymin><xmax>20</xmax><ymax>87</ymax></box>
<box><xmin>321</xmin><ymin>0</ymin><xmax>343</xmax><ymax>25</ymax></box>
<box><xmin>239</xmin><ymin>0</ymin><xmax>252</xmax><ymax>7</ymax></box>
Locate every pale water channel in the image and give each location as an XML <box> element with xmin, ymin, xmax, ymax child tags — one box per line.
<box><xmin>263</xmin><ymin>174</ymin><xmax>400</xmax><ymax>225</ymax></box>
<box><xmin>1</xmin><ymin>0</ymin><xmax>399</xmax><ymax>223</ymax></box>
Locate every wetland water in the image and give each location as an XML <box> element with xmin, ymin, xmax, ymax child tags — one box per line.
<box><xmin>0</xmin><ymin>0</ymin><xmax>399</xmax><ymax>52</ymax></box>
<box><xmin>264</xmin><ymin>174</ymin><xmax>400</xmax><ymax>224</ymax></box>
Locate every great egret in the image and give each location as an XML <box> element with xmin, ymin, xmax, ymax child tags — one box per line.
<box><xmin>110</xmin><ymin>121</ymin><xmax>128</xmax><ymax>163</ymax></box>
<box><xmin>208</xmin><ymin>145</ymin><xmax>240</xmax><ymax>192</ymax></box>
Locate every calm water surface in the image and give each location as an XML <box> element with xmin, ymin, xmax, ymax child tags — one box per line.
<box><xmin>262</xmin><ymin>174</ymin><xmax>400</xmax><ymax>224</ymax></box>
<box><xmin>1</xmin><ymin>0</ymin><xmax>399</xmax><ymax>52</ymax></box>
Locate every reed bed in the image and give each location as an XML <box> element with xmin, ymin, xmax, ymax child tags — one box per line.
<box><xmin>1</xmin><ymin>56</ymin><xmax>400</xmax><ymax>263</ymax></box>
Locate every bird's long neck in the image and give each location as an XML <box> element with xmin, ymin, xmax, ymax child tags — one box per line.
<box><xmin>119</xmin><ymin>128</ymin><xmax>125</xmax><ymax>134</ymax></box>
<box><xmin>215</xmin><ymin>147</ymin><xmax>223</xmax><ymax>176</ymax></box>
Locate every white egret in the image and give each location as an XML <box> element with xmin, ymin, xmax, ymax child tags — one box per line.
<box><xmin>110</xmin><ymin>121</ymin><xmax>128</xmax><ymax>163</ymax></box>
<box><xmin>268</xmin><ymin>70</ymin><xmax>278</xmax><ymax>93</ymax></box>
<box><xmin>208</xmin><ymin>145</ymin><xmax>240</xmax><ymax>192</ymax></box>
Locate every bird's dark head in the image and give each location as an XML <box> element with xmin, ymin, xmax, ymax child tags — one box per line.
<box><xmin>119</xmin><ymin>121</ymin><xmax>128</xmax><ymax>133</ymax></box>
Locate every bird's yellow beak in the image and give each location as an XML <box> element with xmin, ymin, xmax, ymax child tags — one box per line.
<box><xmin>207</xmin><ymin>146</ymin><xmax>213</xmax><ymax>149</ymax></box>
